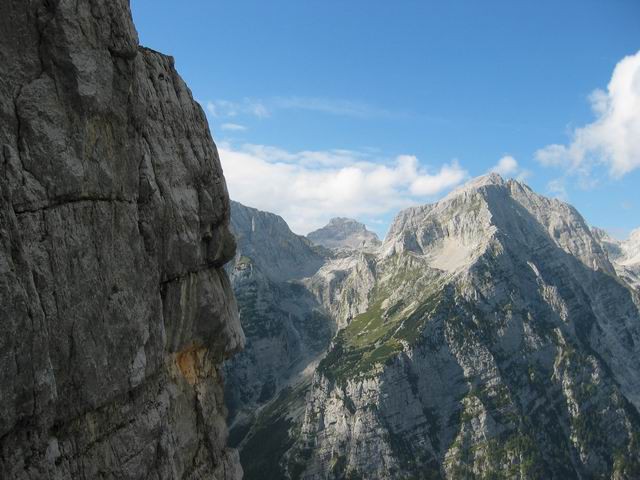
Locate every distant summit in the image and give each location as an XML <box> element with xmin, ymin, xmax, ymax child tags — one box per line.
<box><xmin>593</xmin><ymin>226</ymin><xmax>640</xmax><ymax>290</ymax></box>
<box><xmin>307</xmin><ymin>217</ymin><xmax>380</xmax><ymax>250</ymax></box>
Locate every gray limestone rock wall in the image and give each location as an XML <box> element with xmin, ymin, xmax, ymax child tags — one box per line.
<box><xmin>0</xmin><ymin>1</ymin><xmax>243</xmax><ymax>478</ymax></box>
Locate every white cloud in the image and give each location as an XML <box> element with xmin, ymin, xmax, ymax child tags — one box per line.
<box><xmin>408</xmin><ymin>158</ymin><xmax>467</xmax><ymax>195</ymax></box>
<box><xmin>220</xmin><ymin>123</ymin><xmax>247</xmax><ymax>132</ymax></box>
<box><xmin>206</xmin><ymin>99</ymin><xmax>270</xmax><ymax>118</ymax></box>
<box><xmin>272</xmin><ymin>96</ymin><xmax>398</xmax><ymax>119</ymax></box>
<box><xmin>536</xmin><ymin>50</ymin><xmax>640</xmax><ymax>178</ymax></box>
<box><xmin>488</xmin><ymin>155</ymin><xmax>531</xmax><ymax>181</ymax></box>
<box><xmin>219</xmin><ymin>143</ymin><xmax>468</xmax><ymax>233</ymax></box>
<box><xmin>206</xmin><ymin>96</ymin><xmax>401</xmax><ymax>121</ymax></box>
<box><xmin>239</xmin><ymin>144</ymin><xmax>369</xmax><ymax>167</ymax></box>
<box><xmin>491</xmin><ymin>155</ymin><xmax>519</xmax><ymax>176</ymax></box>
<box><xmin>547</xmin><ymin>178</ymin><xmax>568</xmax><ymax>201</ymax></box>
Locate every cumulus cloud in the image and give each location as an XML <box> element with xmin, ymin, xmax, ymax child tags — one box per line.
<box><xmin>535</xmin><ymin>50</ymin><xmax>640</xmax><ymax>178</ymax></box>
<box><xmin>219</xmin><ymin>143</ymin><xmax>468</xmax><ymax>233</ymax></box>
<box><xmin>547</xmin><ymin>178</ymin><xmax>568</xmax><ymax>201</ymax></box>
<box><xmin>220</xmin><ymin>123</ymin><xmax>247</xmax><ymax>132</ymax></box>
<box><xmin>488</xmin><ymin>155</ymin><xmax>531</xmax><ymax>181</ymax></box>
<box><xmin>491</xmin><ymin>155</ymin><xmax>519</xmax><ymax>176</ymax></box>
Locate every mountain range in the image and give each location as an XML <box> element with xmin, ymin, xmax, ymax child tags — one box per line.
<box><xmin>225</xmin><ymin>173</ymin><xmax>640</xmax><ymax>479</ymax></box>
<box><xmin>4</xmin><ymin>2</ymin><xmax>638</xmax><ymax>479</ymax></box>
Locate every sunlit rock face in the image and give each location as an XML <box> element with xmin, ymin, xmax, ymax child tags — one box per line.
<box><xmin>0</xmin><ymin>1</ymin><xmax>243</xmax><ymax>478</ymax></box>
<box><xmin>235</xmin><ymin>174</ymin><xmax>640</xmax><ymax>479</ymax></box>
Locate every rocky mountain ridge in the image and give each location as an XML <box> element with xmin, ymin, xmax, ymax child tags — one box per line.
<box><xmin>230</xmin><ymin>174</ymin><xmax>640</xmax><ymax>479</ymax></box>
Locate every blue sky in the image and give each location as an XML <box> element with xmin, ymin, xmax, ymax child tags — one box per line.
<box><xmin>131</xmin><ymin>1</ymin><xmax>640</xmax><ymax>238</ymax></box>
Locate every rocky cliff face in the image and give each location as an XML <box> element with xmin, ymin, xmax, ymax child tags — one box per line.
<box><xmin>307</xmin><ymin>217</ymin><xmax>380</xmax><ymax>250</ymax></box>
<box><xmin>0</xmin><ymin>2</ymin><xmax>243</xmax><ymax>478</ymax></box>
<box><xmin>235</xmin><ymin>174</ymin><xmax>640</xmax><ymax>479</ymax></box>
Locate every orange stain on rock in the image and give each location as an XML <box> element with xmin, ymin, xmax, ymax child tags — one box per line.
<box><xmin>174</xmin><ymin>345</ymin><xmax>206</xmax><ymax>385</ymax></box>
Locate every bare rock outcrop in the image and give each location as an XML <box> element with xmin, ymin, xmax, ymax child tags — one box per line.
<box><xmin>0</xmin><ymin>1</ymin><xmax>243</xmax><ymax>478</ymax></box>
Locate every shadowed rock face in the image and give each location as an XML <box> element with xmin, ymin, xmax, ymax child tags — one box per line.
<box><xmin>0</xmin><ymin>1</ymin><xmax>243</xmax><ymax>478</ymax></box>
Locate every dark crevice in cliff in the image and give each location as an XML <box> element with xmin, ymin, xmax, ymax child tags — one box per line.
<box><xmin>14</xmin><ymin>197</ymin><xmax>135</xmax><ymax>215</ymax></box>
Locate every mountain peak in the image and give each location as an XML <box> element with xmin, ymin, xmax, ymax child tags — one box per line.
<box><xmin>444</xmin><ymin>172</ymin><xmax>506</xmax><ymax>199</ymax></box>
<box><xmin>384</xmin><ymin>174</ymin><xmax>613</xmax><ymax>275</ymax></box>
<box><xmin>230</xmin><ymin>200</ymin><xmax>324</xmax><ymax>281</ymax></box>
<box><xmin>307</xmin><ymin>217</ymin><xmax>380</xmax><ymax>250</ymax></box>
<box><xmin>327</xmin><ymin>217</ymin><xmax>365</xmax><ymax>227</ymax></box>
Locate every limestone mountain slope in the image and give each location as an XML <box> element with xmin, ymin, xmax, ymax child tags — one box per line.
<box><xmin>224</xmin><ymin>202</ymin><xmax>332</xmax><ymax>459</ymax></box>
<box><xmin>236</xmin><ymin>174</ymin><xmax>640</xmax><ymax>479</ymax></box>
<box><xmin>307</xmin><ymin>217</ymin><xmax>381</xmax><ymax>250</ymax></box>
<box><xmin>230</xmin><ymin>200</ymin><xmax>325</xmax><ymax>281</ymax></box>
<box><xmin>0</xmin><ymin>2</ymin><xmax>242</xmax><ymax>478</ymax></box>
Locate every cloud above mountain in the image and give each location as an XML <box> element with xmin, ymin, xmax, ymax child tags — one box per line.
<box><xmin>536</xmin><ymin>50</ymin><xmax>640</xmax><ymax>178</ymax></box>
<box><xmin>206</xmin><ymin>96</ymin><xmax>402</xmax><ymax>120</ymax></box>
<box><xmin>491</xmin><ymin>155</ymin><xmax>519</xmax><ymax>176</ymax></box>
<box><xmin>489</xmin><ymin>155</ymin><xmax>531</xmax><ymax>181</ymax></box>
<box><xmin>219</xmin><ymin>143</ymin><xmax>467</xmax><ymax>233</ymax></box>
<box><xmin>206</xmin><ymin>99</ymin><xmax>269</xmax><ymax>118</ymax></box>
<box><xmin>220</xmin><ymin>123</ymin><xmax>247</xmax><ymax>131</ymax></box>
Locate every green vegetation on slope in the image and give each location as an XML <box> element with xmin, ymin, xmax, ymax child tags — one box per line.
<box><xmin>318</xmin><ymin>255</ymin><xmax>445</xmax><ymax>383</ymax></box>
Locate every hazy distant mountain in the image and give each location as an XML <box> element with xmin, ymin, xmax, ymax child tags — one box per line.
<box><xmin>593</xmin><ymin>227</ymin><xmax>640</xmax><ymax>290</ymax></box>
<box><xmin>307</xmin><ymin>217</ymin><xmax>381</xmax><ymax>250</ymax></box>
<box><xmin>230</xmin><ymin>201</ymin><xmax>325</xmax><ymax>281</ymax></box>
<box><xmin>232</xmin><ymin>174</ymin><xmax>640</xmax><ymax>479</ymax></box>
